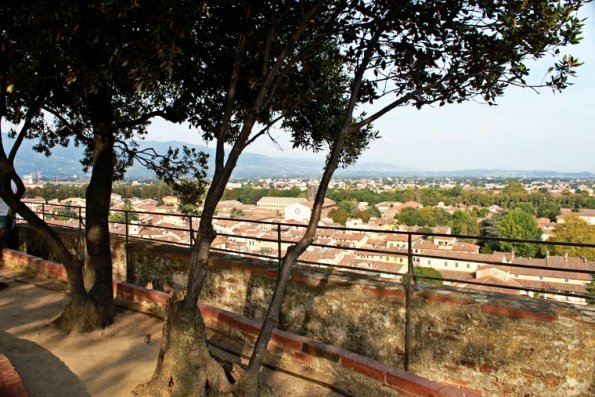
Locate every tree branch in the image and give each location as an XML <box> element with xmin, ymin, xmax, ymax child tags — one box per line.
<box><xmin>9</xmin><ymin>105</ymin><xmax>39</xmax><ymax>162</ymax></box>
<box><xmin>242</xmin><ymin>114</ymin><xmax>284</xmax><ymax>149</ymax></box>
<box><xmin>116</xmin><ymin>110</ymin><xmax>168</xmax><ymax>129</ymax></box>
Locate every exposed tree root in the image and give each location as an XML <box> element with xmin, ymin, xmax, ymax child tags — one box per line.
<box><xmin>52</xmin><ymin>294</ymin><xmax>113</xmax><ymax>333</ymax></box>
<box><xmin>133</xmin><ymin>299</ymin><xmax>232</xmax><ymax>397</ymax></box>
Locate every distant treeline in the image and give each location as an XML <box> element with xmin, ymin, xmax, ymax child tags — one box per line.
<box><xmin>221</xmin><ymin>186</ymin><xmax>305</xmax><ymax>204</ymax></box>
<box><xmin>327</xmin><ymin>183</ymin><xmax>595</xmax><ymax>211</ymax></box>
<box><xmin>23</xmin><ymin>181</ymin><xmax>595</xmax><ymax>212</ymax></box>
<box><xmin>24</xmin><ymin>181</ymin><xmax>175</xmax><ymax>201</ymax></box>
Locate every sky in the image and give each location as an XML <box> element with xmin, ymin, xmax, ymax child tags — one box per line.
<box><xmin>146</xmin><ymin>5</ymin><xmax>595</xmax><ymax>173</ymax></box>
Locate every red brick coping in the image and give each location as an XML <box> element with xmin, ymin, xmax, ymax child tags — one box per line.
<box><xmin>0</xmin><ymin>354</ymin><xmax>28</xmax><ymax>397</ymax></box>
<box><xmin>1</xmin><ymin>248</ymin><xmax>478</xmax><ymax>396</ymax></box>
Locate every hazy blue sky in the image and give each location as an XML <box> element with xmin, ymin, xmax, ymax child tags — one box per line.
<box><xmin>147</xmin><ymin>5</ymin><xmax>595</xmax><ymax>172</ymax></box>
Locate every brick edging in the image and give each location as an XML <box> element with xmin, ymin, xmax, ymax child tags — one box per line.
<box><xmin>2</xmin><ymin>248</ymin><xmax>479</xmax><ymax>396</ymax></box>
<box><xmin>0</xmin><ymin>354</ymin><xmax>28</xmax><ymax>397</ymax></box>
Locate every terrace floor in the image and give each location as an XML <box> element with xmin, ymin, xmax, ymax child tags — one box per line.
<box><xmin>0</xmin><ymin>268</ymin><xmax>342</xmax><ymax>397</ymax></box>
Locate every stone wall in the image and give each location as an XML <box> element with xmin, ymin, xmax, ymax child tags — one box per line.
<box><xmin>13</xmin><ymin>225</ymin><xmax>595</xmax><ymax>396</ymax></box>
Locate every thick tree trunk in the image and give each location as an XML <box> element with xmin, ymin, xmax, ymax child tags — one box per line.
<box><xmin>132</xmin><ymin>298</ymin><xmax>231</xmax><ymax>397</ymax></box>
<box><xmin>140</xmin><ymin>115</ymin><xmax>258</xmax><ymax>394</ymax></box>
<box><xmin>0</xmin><ymin>160</ymin><xmax>107</xmax><ymax>332</ymax></box>
<box><xmin>138</xmin><ymin>170</ymin><xmax>235</xmax><ymax>395</ymax></box>
<box><xmin>84</xmin><ymin>127</ymin><xmax>116</xmax><ymax>324</ymax></box>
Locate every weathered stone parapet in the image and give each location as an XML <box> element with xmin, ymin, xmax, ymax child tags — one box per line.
<box><xmin>1</xmin><ymin>247</ymin><xmax>476</xmax><ymax>397</ymax></box>
<box><xmin>10</xmin><ymin>225</ymin><xmax>595</xmax><ymax>396</ymax></box>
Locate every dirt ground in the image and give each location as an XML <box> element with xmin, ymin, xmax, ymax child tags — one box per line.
<box><xmin>0</xmin><ymin>268</ymin><xmax>342</xmax><ymax>397</ymax></box>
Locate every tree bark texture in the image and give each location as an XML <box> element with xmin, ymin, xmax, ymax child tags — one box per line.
<box><xmin>0</xmin><ymin>159</ymin><xmax>108</xmax><ymax>332</ymax></box>
<box><xmin>84</xmin><ymin>126</ymin><xmax>116</xmax><ymax>324</ymax></box>
<box><xmin>132</xmin><ymin>298</ymin><xmax>231</xmax><ymax>397</ymax></box>
<box><xmin>239</xmin><ymin>136</ymin><xmax>345</xmax><ymax>393</ymax></box>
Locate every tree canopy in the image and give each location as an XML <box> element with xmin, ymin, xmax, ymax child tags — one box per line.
<box><xmin>548</xmin><ymin>215</ymin><xmax>595</xmax><ymax>260</ymax></box>
<box><xmin>498</xmin><ymin>208</ymin><xmax>543</xmax><ymax>257</ymax></box>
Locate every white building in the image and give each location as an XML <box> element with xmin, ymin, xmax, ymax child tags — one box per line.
<box><xmin>284</xmin><ymin>198</ymin><xmax>336</xmax><ymax>222</ymax></box>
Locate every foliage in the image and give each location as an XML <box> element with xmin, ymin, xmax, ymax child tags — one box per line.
<box><xmin>2</xmin><ymin>0</ymin><xmax>206</xmax><ymax>183</ymax></box>
<box><xmin>328</xmin><ymin>186</ymin><xmax>592</xmax><ymax>211</ymax></box>
<box><xmin>450</xmin><ymin>210</ymin><xmax>480</xmax><ymax>236</ymax></box>
<box><xmin>417</xmin><ymin>227</ymin><xmax>434</xmax><ymax>238</ymax></box>
<box><xmin>396</xmin><ymin>207</ymin><xmax>450</xmax><ymax>227</ymax></box>
<box><xmin>547</xmin><ymin>215</ymin><xmax>595</xmax><ymax>260</ymax></box>
<box><xmin>328</xmin><ymin>207</ymin><xmax>349</xmax><ymax>225</ymax></box>
<box><xmin>537</xmin><ymin>202</ymin><xmax>562</xmax><ymax>221</ymax></box>
<box><xmin>368</xmin><ymin>205</ymin><xmax>382</xmax><ymax>218</ymax></box>
<box><xmin>25</xmin><ymin>181</ymin><xmax>593</xmax><ymax>215</ymax></box>
<box><xmin>221</xmin><ymin>186</ymin><xmax>303</xmax><ymax>205</ymax></box>
<box><xmin>174</xmin><ymin>180</ymin><xmax>206</xmax><ymax>217</ymax></box>
<box><xmin>230</xmin><ymin>208</ymin><xmax>245</xmax><ymax>219</ymax></box>
<box><xmin>502</xmin><ymin>181</ymin><xmax>527</xmax><ymax>196</ymax></box>
<box><xmin>516</xmin><ymin>202</ymin><xmax>536</xmax><ymax>215</ymax></box>
<box><xmin>403</xmin><ymin>266</ymin><xmax>443</xmax><ymax>286</ymax></box>
<box><xmin>109</xmin><ymin>199</ymin><xmax>139</xmax><ymax>224</ymax></box>
<box><xmin>498</xmin><ymin>209</ymin><xmax>542</xmax><ymax>257</ymax></box>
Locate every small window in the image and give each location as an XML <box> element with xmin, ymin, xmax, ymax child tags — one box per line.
<box><xmin>564</xmin><ymin>278</ymin><xmax>569</xmax><ymax>283</ymax></box>
<box><xmin>514</xmin><ymin>274</ymin><xmax>518</xmax><ymax>278</ymax></box>
<box><xmin>400</xmin><ymin>258</ymin><xmax>403</xmax><ymax>263</ymax></box>
<box><xmin>455</xmin><ymin>263</ymin><xmax>459</xmax><ymax>268</ymax></box>
<box><xmin>539</xmin><ymin>276</ymin><xmax>543</xmax><ymax>280</ymax></box>
<box><xmin>466</xmin><ymin>264</ymin><xmax>470</xmax><ymax>269</ymax></box>
<box><xmin>428</xmin><ymin>260</ymin><xmax>431</xmax><ymax>265</ymax></box>
<box><xmin>444</xmin><ymin>261</ymin><xmax>448</xmax><ymax>266</ymax></box>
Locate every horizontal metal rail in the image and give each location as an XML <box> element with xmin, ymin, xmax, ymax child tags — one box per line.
<box><xmin>21</xmin><ymin>201</ymin><xmax>595</xmax><ymax>296</ymax></box>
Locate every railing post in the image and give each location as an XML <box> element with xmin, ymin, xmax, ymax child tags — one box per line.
<box><xmin>41</xmin><ymin>203</ymin><xmax>45</xmax><ymax>221</ymax></box>
<box><xmin>189</xmin><ymin>216</ymin><xmax>194</xmax><ymax>246</ymax></box>
<box><xmin>277</xmin><ymin>223</ymin><xmax>282</xmax><ymax>271</ymax></box>
<box><xmin>78</xmin><ymin>207</ymin><xmax>82</xmax><ymax>231</ymax></box>
<box><xmin>125</xmin><ymin>210</ymin><xmax>130</xmax><ymax>283</ymax></box>
<box><xmin>404</xmin><ymin>232</ymin><xmax>413</xmax><ymax>371</ymax></box>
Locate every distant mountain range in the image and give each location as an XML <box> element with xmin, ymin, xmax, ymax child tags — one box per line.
<box><xmin>5</xmin><ymin>135</ymin><xmax>594</xmax><ymax>179</ymax></box>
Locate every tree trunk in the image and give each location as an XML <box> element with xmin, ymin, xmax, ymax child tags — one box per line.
<box><xmin>139</xmin><ymin>114</ymin><xmax>259</xmax><ymax>393</ymax></box>
<box><xmin>84</xmin><ymin>127</ymin><xmax>116</xmax><ymax>325</ymax></box>
<box><xmin>237</xmin><ymin>135</ymin><xmax>345</xmax><ymax>394</ymax></box>
<box><xmin>0</xmin><ymin>160</ymin><xmax>107</xmax><ymax>332</ymax></box>
<box><xmin>132</xmin><ymin>298</ymin><xmax>231</xmax><ymax>397</ymax></box>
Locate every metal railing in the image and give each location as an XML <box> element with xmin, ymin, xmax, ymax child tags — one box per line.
<box><xmin>19</xmin><ymin>200</ymin><xmax>595</xmax><ymax>371</ymax></box>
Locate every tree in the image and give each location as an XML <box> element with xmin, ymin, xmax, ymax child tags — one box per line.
<box><xmin>404</xmin><ymin>266</ymin><xmax>443</xmax><ymax>286</ymax></box>
<box><xmin>516</xmin><ymin>202</ymin><xmax>536</xmax><ymax>215</ymax></box>
<box><xmin>356</xmin><ymin>209</ymin><xmax>371</xmax><ymax>223</ymax></box>
<box><xmin>0</xmin><ymin>0</ymin><xmax>201</xmax><ymax>332</ymax></box>
<box><xmin>537</xmin><ymin>202</ymin><xmax>561</xmax><ymax>221</ymax></box>
<box><xmin>368</xmin><ymin>205</ymin><xmax>382</xmax><ymax>218</ymax></box>
<box><xmin>395</xmin><ymin>207</ymin><xmax>422</xmax><ymax>226</ymax></box>
<box><xmin>109</xmin><ymin>199</ymin><xmax>139</xmax><ymax>224</ymax></box>
<box><xmin>230</xmin><ymin>207</ymin><xmax>245</xmax><ymax>219</ymax></box>
<box><xmin>498</xmin><ymin>209</ymin><xmax>542</xmax><ymax>257</ymax></box>
<box><xmin>450</xmin><ymin>210</ymin><xmax>480</xmax><ymax>236</ymax></box>
<box><xmin>136</xmin><ymin>0</ymin><xmax>586</xmax><ymax>395</ymax></box>
<box><xmin>503</xmin><ymin>181</ymin><xmax>527</xmax><ymax>196</ymax></box>
<box><xmin>548</xmin><ymin>215</ymin><xmax>595</xmax><ymax>260</ymax></box>
<box><xmin>328</xmin><ymin>207</ymin><xmax>349</xmax><ymax>224</ymax></box>
<box><xmin>135</xmin><ymin>3</ymin><xmax>361</xmax><ymax>395</ymax></box>
<box><xmin>396</xmin><ymin>207</ymin><xmax>451</xmax><ymax>227</ymax></box>
<box><xmin>229</xmin><ymin>0</ymin><xmax>586</xmax><ymax>394</ymax></box>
